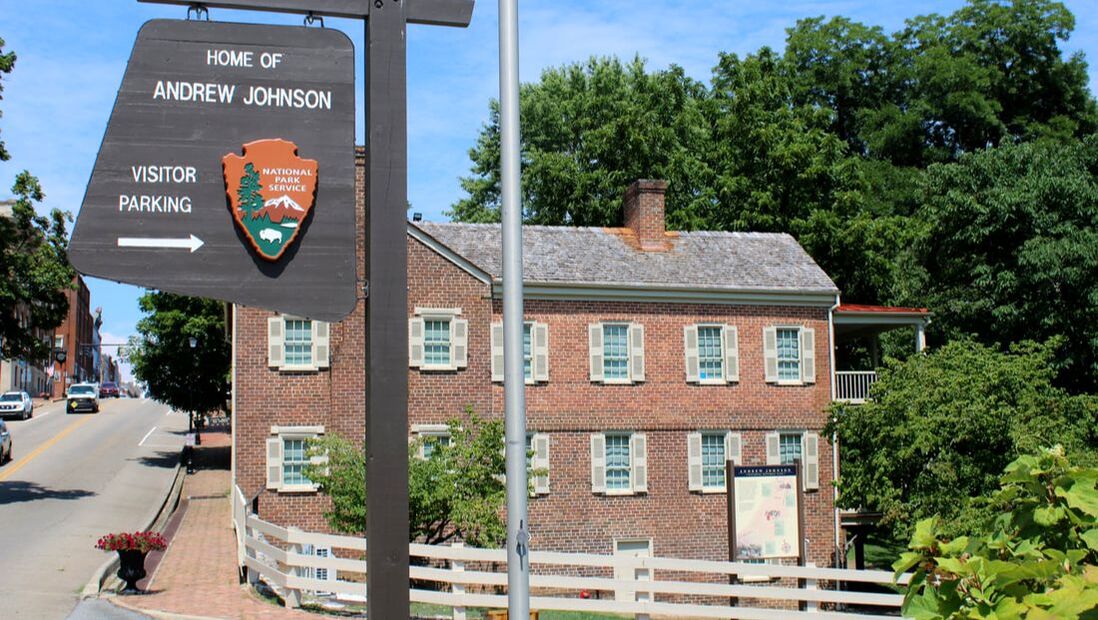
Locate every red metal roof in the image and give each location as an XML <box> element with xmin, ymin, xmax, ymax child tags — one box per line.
<box><xmin>836</xmin><ymin>304</ymin><xmax>930</xmax><ymax>315</ymax></box>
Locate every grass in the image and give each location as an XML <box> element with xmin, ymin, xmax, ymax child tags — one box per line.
<box><xmin>846</xmin><ymin>537</ymin><xmax>905</xmax><ymax>571</ymax></box>
<box><xmin>410</xmin><ymin>602</ymin><xmax>627</xmax><ymax>619</ymax></box>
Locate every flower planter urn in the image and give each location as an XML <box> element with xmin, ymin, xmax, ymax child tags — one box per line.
<box><xmin>117</xmin><ymin>549</ymin><xmax>148</xmax><ymax>594</ymax></box>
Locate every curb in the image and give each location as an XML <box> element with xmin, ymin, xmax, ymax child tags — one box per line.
<box><xmin>109</xmin><ymin>595</ymin><xmax>225</xmax><ymax>620</ymax></box>
<box><xmin>81</xmin><ymin>457</ymin><xmax>188</xmax><ymax>599</ymax></box>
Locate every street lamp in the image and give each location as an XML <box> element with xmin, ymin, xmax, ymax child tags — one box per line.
<box><xmin>188</xmin><ymin>336</ymin><xmax>201</xmax><ymax>446</ymax></box>
<box><xmin>54</xmin><ymin>348</ymin><xmax>67</xmax><ymax>399</ymax></box>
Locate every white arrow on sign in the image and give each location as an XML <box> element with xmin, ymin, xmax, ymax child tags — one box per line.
<box><xmin>117</xmin><ymin>234</ymin><xmax>204</xmax><ymax>253</ymax></box>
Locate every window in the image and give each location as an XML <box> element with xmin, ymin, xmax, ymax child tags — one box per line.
<box><xmin>765</xmin><ymin>431</ymin><xmax>821</xmax><ymax>491</ymax></box>
<box><xmin>266</xmin><ymin>426</ymin><xmax>324</xmax><ymax>492</ymax></box>
<box><xmin>284</xmin><ymin>319</ymin><xmax>313</xmax><ymax>367</ymax></box>
<box><xmin>763</xmin><ymin>326</ymin><xmax>815</xmax><ymax>385</ymax></box>
<box><xmin>527</xmin><ymin>432</ymin><xmax>550</xmax><ymax>495</ymax></box>
<box><xmin>491</xmin><ymin>321</ymin><xmax>549</xmax><ymax>383</ymax></box>
<box><xmin>603</xmin><ymin>325</ymin><xmax>629</xmax><ymax>381</ymax></box>
<box><xmin>267</xmin><ymin>316</ymin><xmax>330</xmax><ymax>371</ymax></box>
<box><xmin>688</xmin><ymin>432</ymin><xmax>742</xmax><ymax>492</ymax></box>
<box><xmin>779</xmin><ymin>432</ymin><xmax>802</xmax><ymax>465</ymax></box>
<box><xmin>684</xmin><ymin>325</ymin><xmax>739</xmax><ymax>384</ymax></box>
<box><xmin>697</xmin><ymin>327</ymin><xmax>723</xmax><ymax>381</ymax></box>
<box><xmin>589</xmin><ymin>322</ymin><xmax>645</xmax><ymax>384</ymax></box>
<box><xmin>413</xmin><ymin>424</ymin><xmax>452</xmax><ymax>459</ymax></box>
<box><xmin>591</xmin><ymin>432</ymin><xmax>648</xmax><ymax>495</ymax></box>
<box><xmin>605</xmin><ymin>434</ymin><xmax>632</xmax><ymax>492</ymax></box>
<box><xmin>701</xmin><ymin>433</ymin><xmax>726</xmax><ymax>489</ymax></box>
<box><xmin>776</xmin><ymin>328</ymin><xmax>800</xmax><ymax>381</ymax></box>
<box><xmin>423</xmin><ymin>319</ymin><xmax>451</xmax><ymax>367</ymax></box>
<box><xmin>410</xmin><ymin>309</ymin><xmax>468</xmax><ymax>371</ymax></box>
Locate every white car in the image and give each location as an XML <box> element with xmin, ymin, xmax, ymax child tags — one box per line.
<box><xmin>66</xmin><ymin>384</ymin><xmax>100</xmax><ymax>414</ymax></box>
<box><xmin>0</xmin><ymin>391</ymin><xmax>33</xmax><ymax>420</ymax></box>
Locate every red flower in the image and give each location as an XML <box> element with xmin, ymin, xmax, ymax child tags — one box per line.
<box><xmin>95</xmin><ymin>531</ymin><xmax>168</xmax><ymax>553</ymax></box>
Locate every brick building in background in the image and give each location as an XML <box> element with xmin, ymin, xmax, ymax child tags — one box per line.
<box><xmin>232</xmin><ymin>162</ymin><xmax>928</xmax><ymax>577</ymax></box>
<box><xmin>49</xmin><ymin>274</ymin><xmax>95</xmax><ymax>398</ymax></box>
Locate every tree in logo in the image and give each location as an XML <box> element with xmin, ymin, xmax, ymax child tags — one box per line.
<box><xmin>236</xmin><ymin>163</ymin><xmax>263</xmax><ymax>220</ymax></box>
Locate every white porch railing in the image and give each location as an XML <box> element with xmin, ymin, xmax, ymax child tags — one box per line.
<box><xmin>233</xmin><ymin>487</ymin><xmax>907</xmax><ymax>618</ymax></box>
<box><xmin>834</xmin><ymin>371</ymin><xmax>878</xmax><ymax>404</ymax></box>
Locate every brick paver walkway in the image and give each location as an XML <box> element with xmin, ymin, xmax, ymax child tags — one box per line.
<box><xmin>108</xmin><ymin>429</ymin><xmax>314</xmax><ymax>620</ymax></box>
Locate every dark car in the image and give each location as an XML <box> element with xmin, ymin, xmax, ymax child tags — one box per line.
<box><xmin>100</xmin><ymin>382</ymin><xmax>120</xmax><ymax>398</ymax></box>
<box><xmin>67</xmin><ymin>384</ymin><xmax>100</xmax><ymax>413</ymax></box>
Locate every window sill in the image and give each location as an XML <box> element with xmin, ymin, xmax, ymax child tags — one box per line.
<box><xmin>276</xmin><ymin>365</ymin><xmax>321</xmax><ymax>373</ymax></box>
<box><xmin>277</xmin><ymin>485</ymin><xmax>319</xmax><ymax>494</ymax></box>
<box><xmin>600</xmin><ymin>379</ymin><xmax>634</xmax><ymax>385</ymax></box>
<box><xmin>699</xmin><ymin>487</ymin><xmax>727</xmax><ymax>494</ymax></box>
<box><xmin>602</xmin><ymin>489</ymin><xmax>636</xmax><ymax>497</ymax></box>
<box><xmin>772</xmin><ymin>380</ymin><xmax>806</xmax><ymax>387</ymax></box>
<box><xmin>419</xmin><ymin>364</ymin><xmax>458</xmax><ymax>372</ymax></box>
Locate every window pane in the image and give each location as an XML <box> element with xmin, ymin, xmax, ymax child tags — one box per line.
<box><xmin>603</xmin><ymin>325</ymin><xmax>629</xmax><ymax>380</ymax></box>
<box><xmin>282</xmin><ymin>438</ymin><xmax>312</xmax><ymax>486</ymax></box>
<box><xmin>284</xmin><ymin>319</ymin><xmax>313</xmax><ymax>366</ymax></box>
<box><xmin>523</xmin><ymin>323</ymin><xmax>532</xmax><ymax>380</ymax></box>
<box><xmin>701</xmin><ymin>433</ymin><xmax>726</xmax><ymax>488</ymax></box>
<box><xmin>698</xmin><ymin>327</ymin><xmax>724</xmax><ymax>381</ymax></box>
<box><xmin>779</xmin><ymin>433</ymin><xmax>802</xmax><ymax>465</ymax></box>
<box><xmin>424</xmin><ymin>319</ymin><xmax>451</xmax><ymax>366</ymax></box>
<box><xmin>776</xmin><ymin>328</ymin><xmax>800</xmax><ymax>381</ymax></box>
<box><xmin>422</xmin><ymin>433</ymin><xmax>450</xmax><ymax>459</ymax></box>
<box><xmin>605</xmin><ymin>434</ymin><xmax>631</xmax><ymax>491</ymax></box>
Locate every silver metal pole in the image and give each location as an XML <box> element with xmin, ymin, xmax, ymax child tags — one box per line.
<box><xmin>499</xmin><ymin>0</ymin><xmax>530</xmax><ymax>616</ymax></box>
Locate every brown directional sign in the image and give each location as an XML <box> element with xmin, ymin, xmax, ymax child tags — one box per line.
<box><xmin>69</xmin><ymin>19</ymin><xmax>356</xmax><ymax>322</ymax></box>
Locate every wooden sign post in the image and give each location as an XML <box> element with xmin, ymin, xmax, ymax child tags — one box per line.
<box><xmin>132</xmin><ymin>2</ymin><xmax>475</xmax><ymax>617</ymax></box>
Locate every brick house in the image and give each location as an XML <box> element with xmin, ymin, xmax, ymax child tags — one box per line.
<box><xmin>231</xmin><ymin>163</ymin><xmax>927</xmax><ymax>576</ymax></box>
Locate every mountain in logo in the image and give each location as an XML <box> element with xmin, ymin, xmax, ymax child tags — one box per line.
<box><xmin>222</xmin><ymin>139</ymin><xmax>318</xmax><ymax>261</ymax></box>
<box><xmin>255</xmin><ymin>195</ymin><xmax>305</xmax><ymax>224</ymax></box>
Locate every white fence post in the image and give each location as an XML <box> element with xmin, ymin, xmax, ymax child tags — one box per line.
<box><xmin>805</xmin><ymin>562</ymin><xmax>818</xmax><ymax>613</ymax></box>
<box><xmin>452</xmin><ymin>541</ymin><xmax>466</xmax><ymax>620</ymax></box>
<box><xmin>284</xmin><ymin>538</ymin><xmax>302</xmax><ymax>609</ymax></box>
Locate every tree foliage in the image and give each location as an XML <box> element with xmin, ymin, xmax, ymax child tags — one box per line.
<box><xmin>896</xmin><ymin>447</ymin><xmax>1098</xmax><ymax>619</ymax></box>
<box><xmin>306</xmin><ymin>410</ymin><xmax>530</xmax><ymax>548</ymax></box>
<box><xmin>126</xmin><ymin>291</ymin><xmax>229</xmax><ymax>415</ymax></box>
<box><xmin>0</xmin><ymin>37</ymin><xmax>74</xmax><ymax>362</ymax></box>
<box><xmin>828</xmin><ymin>340</ymin><xmax>1098</xmax><ymax>542</ymax></box>
<box><xmin>909</xmin><ymin>136</ymin><xmax>1098</xmax><ymax>392</ymax></box>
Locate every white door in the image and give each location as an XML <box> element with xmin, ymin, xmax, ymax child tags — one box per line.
<box><xmin>614</xmin><ymin>538</ymin><xmax>652</xmax><ymax>613</ymax></box>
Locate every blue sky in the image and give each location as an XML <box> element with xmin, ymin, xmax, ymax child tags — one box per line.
<box><xmin>1</xmin><ymin>0</ymin><xmax>1095</xmax><ymax>379</ymax></box>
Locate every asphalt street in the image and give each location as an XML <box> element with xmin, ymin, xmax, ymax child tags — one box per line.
<box><xmin>0</xmin><ymin>396</ymin><xmax>187</xmax><ymax>619</ymax></box>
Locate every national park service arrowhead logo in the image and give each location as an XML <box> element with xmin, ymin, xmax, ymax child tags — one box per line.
<box><xmin>223</xmin><ymin>139</ymin><xmax>317</xmax><ymax>261</ymax></box>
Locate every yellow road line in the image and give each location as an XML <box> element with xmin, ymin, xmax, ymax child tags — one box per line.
<box><xmin>0</xmin><ymin>414</ymin><xmax>97</xmax><ymax>482</ymax></box>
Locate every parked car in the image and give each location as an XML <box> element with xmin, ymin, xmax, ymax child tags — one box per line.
<box><xmin>67</xmin><ymin>383</ymin><xmax>100</xmax><ymax>414</ymax></box>
<box><xmin>0</xmin><ymin>391</ymin><xmax>33</xmax><ymax>420</ymax></box>
<box><xmin>99</xmin><ymin>382</ymin><xmax>120</xmax><ymax>398</ymax></box>
<box><xmin>0</xmin><ymin>419</ymin><xmax>10</xmax><ymax>464</ymax></box>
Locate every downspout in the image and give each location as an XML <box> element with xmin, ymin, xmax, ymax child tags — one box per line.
<box><xmin>828</xmin><ymin>293</ymin><xmax>841</xmax><ymax>566</ymax></box>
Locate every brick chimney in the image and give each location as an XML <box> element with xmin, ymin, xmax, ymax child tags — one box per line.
<box><xmin>623</xmin><ymin>179</ymin><xmax>670</xmax><ymax>251</ymax></box>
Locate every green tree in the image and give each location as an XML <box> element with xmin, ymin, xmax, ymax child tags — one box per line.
<box><xmin>0</xmin><ymin>37</ymin><xmax>74</xmax><ymax>362</ymax></box>
<box><xmin>909</xmin><ymin>136</ymin><xmax>1098</xmax><ymax>392</ymax></box>
<box><xmin>237</xmin><ymin>163</ymin><xmax>263</xmax><ymax>219</ymax></box>
<box><xmin>828</xmin><ymin>340</ymin><xmax>1098</xmax><ymax>543</ymax></box>
<box><xmin>126</xmin><ymin>291</ymin><xmax>230</xmax><ymax>416</ymax></box>
<box><xmin>306</xmin><ymin>410</ymin><xmax>538</xmax><ymax>548</ymax></box>
<box><xmin>895</xmin><ymin>447</ymin><xmax>1098</xmax><ymax>619</ymax></box>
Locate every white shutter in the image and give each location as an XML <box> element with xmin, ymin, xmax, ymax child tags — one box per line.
<box><xmin>532</xmin><ymin>433</ymin><xmax>550</xmax><ymax>494</ymax></box>
<box><xmin>588</xmin><ymin>324</ymin><xmax>604</xmax><ymax>382</ymax></box>
<box><xmin>763</xmin><ymin>327</ymin><xmax>778</xmax><ymax>383</ymax></box>
<box><xmin>629</xmin><ymin>324</ymin><xmax>645</xmax><ymax>383</ymax></box>
<box><xmin>804</xmin><ymin>432</ymin><xmax>820</xmax><ymax>491</ymax></box>
<box><xmin>266</xmin><ymin>437</ymin><xmax>283</xmax><ymax>490</ymax></box>
<box><xmin>312</xmin><ymin>321</ymin><xmax>330</xmax><ymax>369</ymax></box>
<box><xmin>684</xmin><ymin>326</ymin><xmax>700</xmax><ymax>383</ymax></box>
<box><xmin>631</xmin><ymin>433</ymin><xmax>648</xmax><ymax>494</ymax></box>
<box><xmin>268</xmin><ymin>317</ymin><xmax>284</xmax><ymax>369</ymax></box>
<box><xmin>800</xmin><ymin>327</ymin><xmax>816</xmax><ymax>384</ymax></box>
<box><xmin>723</xmin><ymin>325</ymin><xmax>739</xmax><ymax>383</ymax></box>
<box><xmin>490</xmin><ymin>323</ymin><xmax>504</xmax><ymax>382</ymax></box>
<box><xmin>533</xmin><ymin>322</ymin><xmax>549</xmax><ymax>382</ymax></box>
<box><xmin>765</xmin><ymin>432</ymin><xmax>780</xmax><ymax>465</ymax></box>
<box><xmin>726</xmin><ymin>432</ymin><xmax>742</xmax><ymax>466</ymax></box>
<box><xmin>687</xmin><ymin>432</ymin><xmax>703</xmax><ymax>491</ymax></box>
<box><xmin>590</xmin><ymin>434</ymin><xmax>606</xmax><ymax>493</ymax></box>
<box><xmin>408</xmin><ymin>318</ymin><xmax>425</xmax><ymax>368</ymax></box>
<box><xmin>452</xmin><ymin>318</ymin><xmax>468</xmax><ymax>369</ymax></box>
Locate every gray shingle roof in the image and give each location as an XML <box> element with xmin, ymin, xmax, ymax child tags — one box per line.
<box><xmin>413</xmin><ymin>222</ymin><xmax>838</xmax><ymax>293</ymax></box>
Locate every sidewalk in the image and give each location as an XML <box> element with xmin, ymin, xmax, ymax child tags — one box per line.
<box><xmin>107</xmin><ymin>428</ymin><xmax>314</xmax><ymax>620</ymax></box>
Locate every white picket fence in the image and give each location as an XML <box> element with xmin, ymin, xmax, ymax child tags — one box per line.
<box><xmin>234</xmin><ymin>487</ymin><xmax>908</xmax><ymax>618</ymax></box>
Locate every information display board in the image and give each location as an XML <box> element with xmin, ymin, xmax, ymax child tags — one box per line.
<box><xmin>69</xmin><ymin>20</ymin><xmax>357</xmax><ymax>321</ymax></box>
<box><xmin>733</xmin><ymin>465</ymin><xmax>800</xmax><ymax>560</ymax></box>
